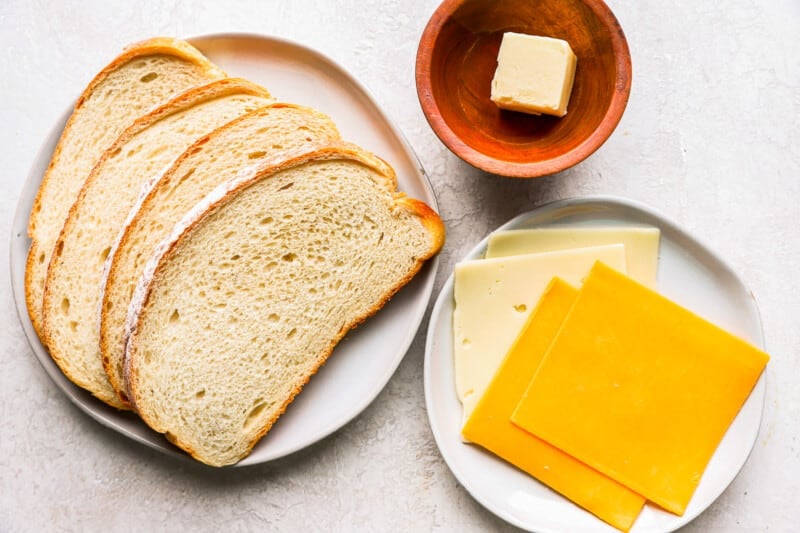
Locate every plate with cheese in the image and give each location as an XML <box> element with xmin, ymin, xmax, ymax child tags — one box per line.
<box><xmin>424</xmin><ymin>196</ymin><xmax>768</xmax><ymax>531</ymax></box>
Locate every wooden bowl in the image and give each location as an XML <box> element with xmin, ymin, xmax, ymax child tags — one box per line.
<box><xmin>415</xmin><ymin>0</ymin><xmax>631</xmax><ymax>178</ymax></box>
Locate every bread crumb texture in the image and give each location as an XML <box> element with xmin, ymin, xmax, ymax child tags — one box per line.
<box><xmin>130</xmin><ymin>157</ymin><xmax>437</xmax><ymax>466</ymax></box>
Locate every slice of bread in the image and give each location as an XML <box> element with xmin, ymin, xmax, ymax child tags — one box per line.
<box><xmin>42</xmin><ymin>78</ymin><xmax>272</xmax><ymax>408</ymax></box>
<box><xmin>124</xmin><ymin>142</ymin><xmax>445</xmax><ymax>466</ymax></box>
<box><xmin>26</xmin><ymin>37</ymin><xmax>226</xmax><ymax>339</ymax></box>
<box><xmin>100</xmin><ymin>103</ymin><xmax>340</xmax><ymax>406</ymax></box>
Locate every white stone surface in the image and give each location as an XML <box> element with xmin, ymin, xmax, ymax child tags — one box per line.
<box><xmin>1</xmin><ymin>0</ymin><xmax>798</xmax><ymax>531</ymax></box>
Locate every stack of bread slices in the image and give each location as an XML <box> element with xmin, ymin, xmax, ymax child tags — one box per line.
<box><xmin>25</xmin><ymin>37</ymin><xmax>445</xmax><ymax>467</ymax></box>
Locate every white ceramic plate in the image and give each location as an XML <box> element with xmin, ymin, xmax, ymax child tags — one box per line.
<box><xmin>10</xmin><ymin>33</ymin><xmax>439</xmax><ymax>466</ymax></box>
<box><xmin>424</xmin><ymin>196</ymin><xmax>767</xmax><ymax>532</ymax></box>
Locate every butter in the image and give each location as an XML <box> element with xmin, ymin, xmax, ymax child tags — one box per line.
<box><xmin>491</xmin><ymin>32</ymin><xmax>577</xmax><ymax>117</ymax></box>
<box><xmin>486</xmin><ymin>227</ymin><xmax>660</xmax><ymax>288</ymax></box>
<box><xmin>511</xmin><ymin>262</ymin><xmax>770</xmax><ymax>516</ymax></box>
<box><xmin>453</xmin><ymin>244</ymin><xmax>626</xmax><ymax>424</ymax></box>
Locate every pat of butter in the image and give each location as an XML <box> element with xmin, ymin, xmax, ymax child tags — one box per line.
<box><xmin>463</xmin><ymin>279</ymin><xmax>645</xmax><ymax>532</ymax></box>
<box><xmin>486</xmin><ymin>227</ymin><xmax>660</xmax><ymax>288</ymax></box>
<box><xmin>453</xmin><ymin>244</ymin><xmax>626</xmax><ymax>424</ymax></box>
<box><xmin>491</xmin><ymin>32</ymin><xmax>577</xmax><ymax>117</ymax></box>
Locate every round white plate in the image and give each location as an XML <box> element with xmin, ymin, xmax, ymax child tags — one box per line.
<box><xmin>10</xmin><ymin>33</ymin><xmax>439</xmax><ymax>466</ymax></box>
<box><xmin>424</xmin><ymin>196</ymin><xmax>767</xmax><ymax>532</ymax></box>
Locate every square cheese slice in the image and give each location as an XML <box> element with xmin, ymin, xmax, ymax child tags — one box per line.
<box><xmin>463</xmin><ymin>278</ymin><xmax>645</xmax><ymax>532</ymax></box>
<box><xmin>485</xmin><ymin>226</ymin><xmax>660</xmax><ymax>288</ymax></box>
<box><xmin>491</xmin><ymin>32</ymin><xmax>577</xmax><ymax>117</ymax></box>
<box><xmin>453</xmin><ymin>245</ymin><xmax>627</xmax><ymax>424</ymax></box>
<box><xmin>511</xmin><ymin>262</ymin><xmax>770</xmax><ymax>515</ymax></box>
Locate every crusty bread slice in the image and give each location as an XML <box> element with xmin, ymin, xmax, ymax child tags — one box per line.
<box><xmin>100</xmin><ymin>103</ymin><xmax>340</xmax><ymax>406</ymax></box>
<box><xmin>124</xmin><ymin>142</ymin><xmax>445</xmax><ymax>466</ymax></box>
<box><xmin>42</xmin><ymin>78</ymin><xmax>272</xmax><ymax>408</ymax></box>
<box><xmin>26</xmin><ymin>37</ymin><xmax>226</xmax><ymax>339</ymax></box>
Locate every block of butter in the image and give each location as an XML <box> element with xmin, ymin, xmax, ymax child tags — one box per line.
<box><xmin>491</xmin><ymin>32</ymin><xmax>577</xmax><ymax>117</ymax></box>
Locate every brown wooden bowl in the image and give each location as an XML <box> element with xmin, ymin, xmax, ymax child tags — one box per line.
<box><xmin>415</xmin><ymin>0</ymin><xmax>631</xmax><ymax>178</ymax></box>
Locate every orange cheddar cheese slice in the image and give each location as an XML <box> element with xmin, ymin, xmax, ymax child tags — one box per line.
<box><xmin>462</xmin><ymin>278</ymin><xmax>646</xmax><ymax>532</ymax></box>
<box><xmin>511</xmin><ymin>262</ymin><xmax>770</xmax><ymax>516</ymax></box>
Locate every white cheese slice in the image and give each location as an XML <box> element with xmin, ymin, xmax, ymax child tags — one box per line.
<box><xmin>486</xmin><ymin>226</ymin><xmax>660</xmax><ymax>287</ymax></box>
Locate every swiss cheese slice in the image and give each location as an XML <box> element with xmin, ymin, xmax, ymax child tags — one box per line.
<box><xmin>463</xmin><ymin>278</ymin><xmax>645</xmax><ymax>532</ymax></box>
<box><xmin>453</xmin><ymin>245</ymin><xmax>627</xmax><ymax>423</ymax></box>
<box><xmin>511</xmin><ymin>262</ymin><xmax>770</xmax><ymax>515</ymax></box>
<box><xmin>486</xmin><ymin>226</ymin><xmax>660</xmax><ymax>287</ymax></box>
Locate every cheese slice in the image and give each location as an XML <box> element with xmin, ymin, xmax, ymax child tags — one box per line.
<box><xmin>453</xmin><ymin>244</ymin><xmax>627</xmax><ymax>423</ymax></box>
<box><xmin>463</xmin><ymin>278</ymin><xmax>645</xmax><ymax>532</ymax></box>
<box><xmin>486</xmin><ymin>226</ymin><xmax>660</xmax><ymax>287</ymax></box>
<box><xmin>511</xmin><ymin>262</ymin><xmax>770</xmax><ymax>515</ymax></box>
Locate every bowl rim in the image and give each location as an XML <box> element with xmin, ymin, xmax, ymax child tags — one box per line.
<box><xmin>415</xmin><ymin>0</ymin><xmax>632</xmax><ymax>178</ymax></box>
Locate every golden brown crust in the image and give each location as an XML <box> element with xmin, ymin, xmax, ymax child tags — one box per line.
<box><xmin>395</xmin><ymin>196</ymin><xmax>446</xmax><ymax>258</ymax></box>
<box><xmin>124</xmin><ymin>141</ymin><xmax>444</xmax><ymax>464</ymax></box>
<box><xmin>25</xmin><ymin>37</ymin><xmax>225</xmax><ymax>347</ymax></box>
<box><xmin>24</xmin><ymin>242</ymin><xmax>46</xmax><ymax>340</ymax></box>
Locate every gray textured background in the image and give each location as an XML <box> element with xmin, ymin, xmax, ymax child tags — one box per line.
<box><xmin>1</xmin><ymin>0</ymin><xmax>798</xmax><ymax>531</ymax></box>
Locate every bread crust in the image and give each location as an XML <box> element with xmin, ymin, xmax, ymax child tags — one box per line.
<box><xmin>40</xmin><ymin>78</ymin><xmax>272</xmax><ymax>409</ymax></box>
<box><xmin>25</xmin><ymin>37</ymin><xmax>226</xmax><ymax>340</ymax></box>
<box><xmin>124</xmin><ymin>141</ymin><xmax>444</xmax><ymax>465</ymax></box>
<box><xmin>24</xmin><ymin>246</ymin><xmax>46</xmax><ymax>339</ymax></box>
<box><xmin>98</xmin><ymin>102</ymin><xmax>340</xmax><ymax>405</ymax></box>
